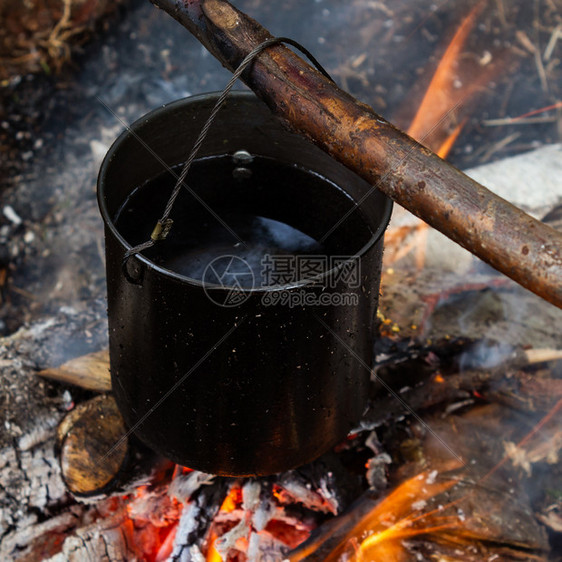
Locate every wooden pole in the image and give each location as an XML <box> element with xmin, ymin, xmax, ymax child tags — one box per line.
<box><xmin>150</xmin><ymin>0</ymin><xmax>562</xmax><ymax>309</ymax></box>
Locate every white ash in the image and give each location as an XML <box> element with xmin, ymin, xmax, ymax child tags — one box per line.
<box><xmin>170</xmin><ymin>503</ymin><xmax>211</xmax><ymax>560</ymax></box>
<box><xmin>1</xmin><ymin>510</ymin><xmax>84</xmax><ymax>561</ymax></box>
<box><xmin>170</xmin><ymin>479</ymin><xmax>226</xmax><ymax>560</ymax></box>
<box><xmin>443</xmin><ymin>399</ymin><xmax>475</xmax><ymax>416</ymax></box>
<box><xmin>23</xmin><ymin>317</ymin><xmax>58</xmax><ymax>339</ymax></box>
<box><xmin>0</xmin><ymin>427</ymin><xmax>126</xmax><ymax>561</ymax></box>
<box><xmin>61</xmin><ymin>390</ymin><xmax>73</xmax><ymax>409</ymax></box>
<box><xmin>366</xmin><ymin>452</ymin><xmax>392</xmax><ymax>491</ymax></box>
<box><xmin>168</xmin><ymin>471</ymin><xmax>216</xmax><ymax>504</ymax></box>
<box><xmin>426</xmin><ymin>470</ymin><xmax>438</xmax><ymax>485</ymax></box>
<box><xmin>365</xmin><ymin>430</ymin><xmax>383</xmax><ymax>454</ymax></box>
<box><xmin>0</xmin><ymin>306</ymin><xmax>114</xmax><ymax>559</ymax></box>
<box><xmin>316</xmin><ymin>477</ymin><xmax>340</xmax><ymax>515</ymax></box>
<box><xmin>248</xmin><ymin>481</ymin><xmax>275</xmax><ymax>532</ymax></box>
<box><xmin>252</xmin><ymin>498</ymin><xmax>274</xmax><ymax>533</ymax></box>
<box><xmin>242</xmin><ymin>480</ymin><xmax>261</xmax><ymax>512</ymax></box>
<box><xmin>210</xmin><ymin>476</ymin><xmax>322</xmax><ymax>561</ymax></box>
<box><xmin>277</xmin><ymin>471</ymin><xmax>339</xmax><ymax>515</ymax></box>
<box><xmin>3</xmin><ymin>205</ymin><xmax>22</xmax><ymax>226</ymax></box>
<box><xmin>45</xmin><ymin>509</ymin><xmax>136</xmax><ymax>562</ymax></box>
<box><xmin>216</xmin><ymin>518</ymin><xmax>250</xmax><ymax>558</ymax></box>
<box><xmin>0</xmin><ymin>304</ymin><xmax>108</xmax><ymax>452</ymax></box>
<box><xmin>247</xmin><ymin>532</ymin><xmax>288</xmax><ymax>561</ymax></box>
<box><xmin>411</xmin><ymin>499</ymin><xmax>427</xmax><ymax>511</ymax></box>
<box><xmin>127</xmin><ymin>487</ymin><xmax>181</xmax><ymax>527</ymax></box>
<box><xmin>0</xmin><ymin>433</ymin><xmax>68</xmax><ymax>540</ymax></box>
<box><xmin>180</xmin><ymin>545</ymin><xmax>206</xmax><ymax>562</ymax></box>
<box><xmin>17</xmin><ymin>414</ymin><xmax>60</xmax><ymax>451</ymax></box>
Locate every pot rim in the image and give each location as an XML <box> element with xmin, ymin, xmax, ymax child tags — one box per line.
<box><xmin>97</xmin><ymin>91</ymin><xmax>393</xmax><ymax>291</ymax></box>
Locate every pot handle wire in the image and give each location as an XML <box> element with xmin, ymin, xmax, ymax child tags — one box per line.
<box><xmin>121</xmin><ymin>36</ymin><xmax>334</xmax><ymax>285</ymax></box>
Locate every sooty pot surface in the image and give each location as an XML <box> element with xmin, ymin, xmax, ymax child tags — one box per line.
<box><xmin>98</xmin><ymin>92</ymin><xmax>392</xmax><ymax>476</ymax></box>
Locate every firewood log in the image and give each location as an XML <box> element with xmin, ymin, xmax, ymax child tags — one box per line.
<box><xmin>38</xmin><ymin>350</ymin><xmax>111</xmax><ymax>392</ymax></box>
<box><xmin>57</xmin><ymin>394</ymin><xmax>128</xmax><ymax>496</ymax></box>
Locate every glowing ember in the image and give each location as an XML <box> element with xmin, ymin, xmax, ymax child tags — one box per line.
<box><xmin>206</xmin><ymin>532</ymin><xmax>222</xmax><ymax>562</ymax></box>
<box><xmin>202</xmin><ymin>479</ymin><xmax>320</xmax><ymax>560</ymax></box>
<box><xmin>154</xmin><ymin>525</ymin><xmax>178</xmax><ymax>562</ymax></box>
<box><xmin>99</xmin><ymin>388</ymin><xmax>562</xmax><ymax>561</ymax></box>
<box><xmin>220</xmin><ymin>486</ymin><xmax>242</xmax><ymax>514</ymax></box>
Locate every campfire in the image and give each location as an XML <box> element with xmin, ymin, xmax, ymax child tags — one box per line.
<box><xmin>1</xmin><ymin>0</ymin><xmax>562</xmax><ymax>560</ymax></box>
<box><xmin>5</xmin><ymin>336</ymin><xmax>562</xmax><ymax>560</ymax></box>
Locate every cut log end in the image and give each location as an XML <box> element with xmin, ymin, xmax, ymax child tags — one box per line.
<box><xmin>58</xmin><ymin>394</ymin><xmax>128</xmax><ymax>497</ymax></box>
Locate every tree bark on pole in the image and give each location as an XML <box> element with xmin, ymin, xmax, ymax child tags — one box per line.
<box><xmin>150</xmin><ymin>0</ymin><xmax>562</xmax><ymax>309</ymax></box>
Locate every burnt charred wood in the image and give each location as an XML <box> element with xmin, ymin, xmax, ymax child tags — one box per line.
<box><xmin>288</xmin><ymin>465</ymin><xmax>549</xmax><ymax>561</ymax></box>
<box><xmin>47</xmin><ymin>508</ymin><xmax>141</xmax><ymax>562</ymax></box>
<box><xmin>0</xmin><ymin>418</ymin><xmax>69</xmax><ymax>558</ymax></box>
<box><xmin>149</xmin><ymin>0</ymin><xmax>562</xmax><ymax>309</ymax></box>
<box><xmin>287</xmin><ymin>489</ymin><xmax>380</xmax><ymax>561</ymax></box>
<box><xmin>278</xmin><ymin>453</ymin><xmax>363</xmax><ymax>517</ymax></box>
<box><xmin>169</xmin><ymin>477</ymin><xmax>228</xmax><ymax>561</ymax></box>
<box><xmin>0</xmin><ymin>510</ymin><xmax>85</xmax><ymax>561</ymax></box>
<box><xmin>2</xmin><ymin>501</ymin><xmax>142</xmax><ymax>561</ymax></box>
<box><xmin>373</xmin><ymin>337</ymin><xmax>562</xmax><ymax>381</ymax></box>
<box><xmin>364</xmin><ymin>337</ymin><xmax>562</xmax><ymax>429</ymax></box>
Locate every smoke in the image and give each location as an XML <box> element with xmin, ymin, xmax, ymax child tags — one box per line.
<box><xmin>458</xmin><ymin>339</ymin><xmax>515</xmax><ymax>372</ymax></box>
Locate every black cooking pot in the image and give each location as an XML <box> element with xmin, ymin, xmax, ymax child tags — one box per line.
<box><xmin>98</xmin><ymin>91</ymin><xmax>392</xmax><ymax>476</ymax></box>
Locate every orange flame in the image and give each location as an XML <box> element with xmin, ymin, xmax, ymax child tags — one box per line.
<box><xmin>220</xmin><ymin>485</ymin><xmax>242</xmax><ymax>513</ymax></box>
<box><xmin>336</xmin><ymin>472</ymin><xmax>458</xmax><ymax>561</ymax></box>
<box><xmin>385</xmin><ymin>3</ymin><xmax>497</xmax><ymax>270</ymax></box>
<box><xmin>435</xmin><ymin>117</ymin><xmax>467</xmax><ymax>159</ymax></box>
<box><xmin>289</xmin><ymin>470</ymin><xmax>460</xmax><ymax>562</ymax></box>
<box><xmin>406</xmin><ymin>2</ymin><xmax>486</xmax><ymax>158</ymax></box>
<box><xmin>206</xmin><ymin>532</ymin><xmax>223</xmax><ymax>562</ymax></box>
<box><xmin>315</xmin><ymin>401</ymin><xmax>562</xmax><ymax>561</ymax></box>
<box><xmin>203</xmin><ymin>485</ymin><xmax>243</xmax><ymax>561</ymax></box>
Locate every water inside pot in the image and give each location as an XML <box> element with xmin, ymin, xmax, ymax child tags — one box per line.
<box><xmin>114</xmin><ymin>154</ymin><xmax>375</xmax><ymax>288</ymax></box>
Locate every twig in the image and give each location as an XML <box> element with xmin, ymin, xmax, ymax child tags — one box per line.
<box><xmin>534</xmin><ymin>50</ymin><xmax>549</xmax><ymax>93</ymax></box>
<box><xmin>483</xmin><ymin>116</ymin><xmax>556</xmax><ymax>126</ymax></box>
<box><xmin>484</xmin><ymin>102</ymin><xmax>562</xmax><ymax>126</ymax></box>
<box><xmin>543</xmin><ymin>25</ymin><xmax>562</xmax><ymax>62</ymax></box>
<box><xmin>516</xmin><ymin>30</ymin><xmax>538</xmax><ymax>55</ymax></box>
<box><xmin>495</xmin><ymin>0</ymin><xmax>507</xmax><ymax>28</ymax></box>
<box><xmin>523</xmin><ymin>348</ymin><xmax>562</xmax><ymax>365</ymax></box>
<box><xmin>480</xmin><ymin>132</ymin><xmax>520</xmax><ymax>162</ymax></box>
<box><xmin>10</xmin><ymin>286</ymin><xmax>37</xmax><ymax>300</ymax></box>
